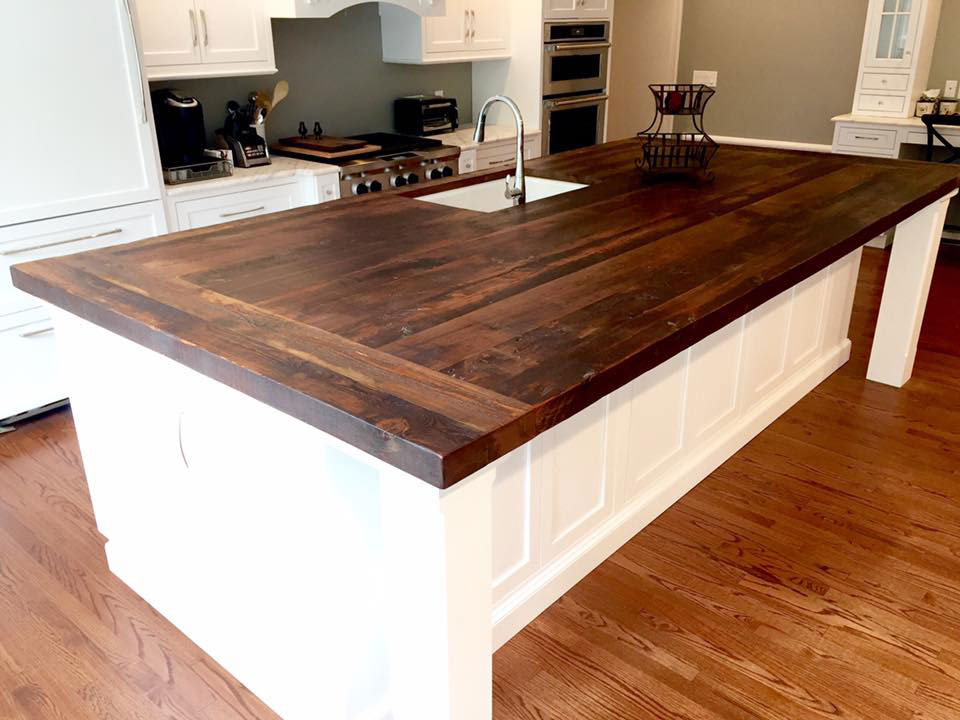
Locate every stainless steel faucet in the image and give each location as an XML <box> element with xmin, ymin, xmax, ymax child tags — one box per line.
<box><xmin>474</xmin><ymin>95</ymin><xmax>525</xmax><ymax>206</ymax></box>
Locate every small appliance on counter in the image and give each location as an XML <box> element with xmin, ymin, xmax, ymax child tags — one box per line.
<box><xmin>217</xmin><ymin>93</ymin><xmax>272</xmax><ymax>169</ymax></box>
<box><xmin>151</xmin><ymin>88</ymin><xmax>232</xmax><ymax>185</ymax></box>
<box><xmin>394</xmin><ymin>95</ymin><xmax>459</xmax><ymax>136</ymax></box>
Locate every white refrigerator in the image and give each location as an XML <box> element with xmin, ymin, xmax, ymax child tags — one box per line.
<box><xmin>0</xmin><ymin>0</ymin><xmax>167</xmax><ymax>423</ymax></box>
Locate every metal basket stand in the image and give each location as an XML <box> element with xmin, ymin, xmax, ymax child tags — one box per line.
<box><xmin>636</xmin><ymin>84</ymin><xmax>719</xmax><ymax>182</ymax></box>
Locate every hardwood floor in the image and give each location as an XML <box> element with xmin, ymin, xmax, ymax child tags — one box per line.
<box><xmin>2</xmin><ymin>245</ymin><xmax>959</xmax><ymax>719</ymax></box>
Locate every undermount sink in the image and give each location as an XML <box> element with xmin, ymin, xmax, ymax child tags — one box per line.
<box><xmin>416</xmin><ymin>176</ymin><xmax>588</xmax><ymax>213</ymax></box>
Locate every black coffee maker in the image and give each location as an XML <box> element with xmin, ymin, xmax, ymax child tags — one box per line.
<box><xmin>151</xmin><ymin>88</ymin><xmax>231</xmax><ymax>184</ymax></box>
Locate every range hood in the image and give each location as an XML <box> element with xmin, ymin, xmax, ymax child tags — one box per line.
<box><xmin>269</xmin><ymin>0</ymin><xmax>444</xmax><ymax>18</ymax></box>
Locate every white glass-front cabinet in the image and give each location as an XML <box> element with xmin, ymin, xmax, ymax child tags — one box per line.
<box><xmin>543</xmin><ymin>0</ymin><xmax>612</xmax><ymax>20</ymax></box>
<box><xmin>850</xmin><ymin>0</ymin><xmax>941</xmax><ymax>117</ymax></box>
<box><xmin>381</xmin><ymin>0</ymin><xmax>509</xmax><ymax>63</ymax></box>
<box><xmin>864</xmin><ymin>0</ymin><xmax>920</xmax><ymax>68</ymax></box>
<box><xmin>138</xmin><ymin>0</ymin><xmax>277</xmax><ymax>79</ymax></box>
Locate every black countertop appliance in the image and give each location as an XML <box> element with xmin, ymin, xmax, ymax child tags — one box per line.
<box><xmin>394</xmin><ymin>95</ymin><xmax>459</xmax><ymax>136</ymax></box>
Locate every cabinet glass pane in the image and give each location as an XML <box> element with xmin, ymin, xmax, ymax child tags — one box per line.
<box><xmin>898</xmin><ymin>0</ymin><xmax>912</xmax><ymax>11</ymax></box>
<box><xmin>883</xmin><ymin>0</ymin><xmax>896</xmax><ymax>10</ymax></box>
<box><xmin>876</xmin><ymin>14</ymin><xmax>894</xmax><ymax>58</ymax></box>
<box><xmin>891</xmin><ymin>14</ymin><xmax>909</xmax><ymax>58</ymax></box>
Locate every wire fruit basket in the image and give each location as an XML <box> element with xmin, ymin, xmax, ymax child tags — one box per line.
<box><xmin>637</xmin><ymin>84</ymin><xmax>718</xmax><ymax>182</ymax></box>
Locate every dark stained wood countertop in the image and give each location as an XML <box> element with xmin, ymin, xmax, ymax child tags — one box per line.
<box><xmin>12</xmin><ymin>140</ymin><xmax>960</xmax><ymax>488</ymax></box>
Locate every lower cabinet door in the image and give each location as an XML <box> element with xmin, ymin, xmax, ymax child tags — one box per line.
<box><xmin>173</xmin><ymin>182</ymin><xmax>306</xmax><ymax>230</ymax></box>
<box><xmin>0</xmin><ymin>201</ymin><xmax>165</xmax><ymax>421</ymax></box>
<box><xmin>0</xmin><ymin>307</ymin><xmax>64</xmax><ymax>422</ymax></box>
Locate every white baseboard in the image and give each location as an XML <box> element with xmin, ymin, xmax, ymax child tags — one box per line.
<box><xmin>712</xmin><ymin>135</ymin><xmax>834</xmax><ymax>154</ymax></box>
<box><xmin>491</xmin><ymin>339</ymin><xmax>851</xmax><ymax>649</ymax></box>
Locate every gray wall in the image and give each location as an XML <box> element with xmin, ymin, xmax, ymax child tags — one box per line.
<box><xmin>676</xmin><ymin>0</ymin><xmax>868</xmax><ymax>145</ymax></box>
<box><xmin>152</xmin><ymin>4</ymin><xmax>472</xmax><ymax>144</ymax></box>
<box><xmin>929</xmin><ymin>0</ymin><xmax>960</xmax><ymax>90</ymax></box>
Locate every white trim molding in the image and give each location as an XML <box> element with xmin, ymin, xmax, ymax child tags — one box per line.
<box><xmin>712</xmin><ymin>135</ymin><xmax>834</xmax><ymax>154</ymax></box>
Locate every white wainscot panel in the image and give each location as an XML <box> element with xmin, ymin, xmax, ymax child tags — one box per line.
<box><xmin>491</xmin><ymin>443</ymin><xmax>541</xmax><ymax>604</ymax></box>
<box><xmin>618</xmin><ymin>351</ymin><xmax>689</xmax><ymax>506</ymax></box>
<box><xmin>739</xmin><ymin>289</ymin><xmax>792</xmax><ymax>413</ymax></box>
<box><xmin>823</xmin><ymin>249</ymin><xmax>863</xmax><ymax>349</ymax></box>
<box><xmin>786</xmin><ymin>269</ymin><xmax>829</xmax><ymax>371</ymax></box>
<box><xmin>684</xmin><ymin>318</ymin><xmax>744</xmax><ymax>444</ymax></box>
<box><xmin>540</xmin><ymin>398</ymin><xmax>612</xmax><ymax>563</ymax></box>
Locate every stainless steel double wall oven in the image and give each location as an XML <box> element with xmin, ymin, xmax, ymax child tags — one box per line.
<box><xmin>542</xmin><ymin>20</ymin><xmax>610</xmax><ymax>156</ymax></box>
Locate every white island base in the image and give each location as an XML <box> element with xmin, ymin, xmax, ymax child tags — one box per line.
<box><xmin>53</xmin><ymin>194</ymin><xmax>950</xmax><ymax>720</ymax></box>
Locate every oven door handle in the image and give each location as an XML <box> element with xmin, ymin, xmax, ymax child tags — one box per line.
<box><xmin>548</xmin><ymin>94</ymin><xmax>608</xmax><ymax>108</ymax></box>
<box><xmin>548</xmin><ymin>42</ymin><xmax>611</xmax><ymax>52</ymax></box>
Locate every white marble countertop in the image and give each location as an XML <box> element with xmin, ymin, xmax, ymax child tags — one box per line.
<box><xmin>164</xmin><ymin>155</ymin><xmax>339</xmax><ymax>197</ymax></box>
<box><xmin>430</xmin><ymin>124</ymin><xmax>542</xmax><ymax>150</ymax></box>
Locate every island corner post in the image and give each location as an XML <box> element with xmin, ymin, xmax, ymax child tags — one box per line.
<box><xmin>10</xmin><ymin>143</ymin><xmax>960</xmax><ymax>720</ymax></box>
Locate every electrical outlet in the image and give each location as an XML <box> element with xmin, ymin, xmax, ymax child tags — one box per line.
<box><xmin>693</xmin><ymin>70</ymin><xmax>718</xmax><ymax>87</ymax></box>
<box><xmin>946</xmin><ymin>80</ymin><xmax>958</xmax><ymax>98</ymax></box>
<box><xmin>434</xmin><ymin>89</ymin><xmax>445</xmax><ymax>97</ymax></box>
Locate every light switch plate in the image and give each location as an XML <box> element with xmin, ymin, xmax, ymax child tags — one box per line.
<box><xmin>946</xmin><ymin>80</ymin><xmax>958</xmax><ymax>98</ymax></box>
<box><xmin>693</xmin><ymin>70</ymin><xmax>718</xmax><ymax>87</ymax></box>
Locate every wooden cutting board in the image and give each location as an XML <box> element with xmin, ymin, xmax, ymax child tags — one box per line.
<box><xmin>277</xmin><ymin>135</ymin><xmax>371</xmax><ymax>152</ymax></box>
<box><xmin>271</xmin><ymin>139</ymin><xmax>382</xmax><ymax>161</ymax></box>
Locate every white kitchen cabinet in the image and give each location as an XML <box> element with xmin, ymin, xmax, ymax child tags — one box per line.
<box><xmin>864</xmin><ymin>0</ymin><xmax>920</xmax><ymax>69</ymax></box>
<box><xmin>381</xmin><ymin>0</ymin><xmax>509</xmax><ymax>63</ymax></box>
<box><xmin>0</xmin><ymin>201</ymin><xmax>166</xmax><ymax>422</ymax></box>
<box><xmin>0</xmin><ymin>0</ymin><xmax>162</xmax><ymax>228</ymax></box>
<box><xmin>543</xmin><ymin>0</ymin><xmax>612</xmax><ymax>20</ymax></box>
<box><xmin>172</xmin><ymin>183</ymin><xmax>308</xmax><ymax>230</ymax></box>
<box><xmin>473</xmin><ymin>133</ymin><xmax>542</xmax><ymax>171</ymax></box>
<box><xmin>138</xmin><ymin>0</ymin><xmax>276</xmax><ymax>80</ymax></box>
<box><xmin>423</xmin><ymin>0</ymin><xmax>470</xmax><ymax>53</ymax></box>
<box><xmin>165</xmin><ymin>167</ymin><xmax>340</xmax><ymax>231</ymax></box>
<box><xmin>466</xmin><ymin>0</ymin><xmax>509</xmax><ymax>52</ymax></box>
<box><xmin>849</xmin><ymin>0</ymin><xmax>941</xmax><ymax>117</ymax></box>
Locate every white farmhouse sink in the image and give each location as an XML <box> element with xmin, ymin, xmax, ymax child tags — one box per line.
<box><xmin>416</xmin><ymin>176</ymin><xmax>587</xmax><ymax>213</ymax></box>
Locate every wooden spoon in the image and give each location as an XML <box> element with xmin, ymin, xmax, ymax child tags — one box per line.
<box><xmin>270</xmin><ymin>81</ymin><xmax>289</xmax><ymax>114</ymax></box>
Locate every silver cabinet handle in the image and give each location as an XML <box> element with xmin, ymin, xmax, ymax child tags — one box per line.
<box><xmin>119</xmin><ymin>0</ymin><xmax>147</xmax><ymax>124</ymax></box>
<box><xmin>854</xmin><ymin>135</ymin><xmax>879</xmax><ymax>141</ymax></box>
<box><xmin>464</xmin><ymin>9</ymin><xmax>469</xmax><ymax>39</ymax></box>
<box><xmin>200</xmin><ymin>9</ymin><xmax>209</xmax><ymax>47</ymax></box>
<box><xmin>471</xmin><ymin>9</ymin><xmax>476</xmax><ymax>39</ymax></box>
<box><xmin>1</xmin><ymin>227</ymin><xmax>123</xmax><ymax>257</ymax></box>
<box><xmin>548</xmin><ymin>93</ymin><xmax>608</xmax><ymax>108</ymax></box>
<box><xmin>220</xmin><ymin>206</ymin><xmax>265</xmax><ymax>218</ymax></box>
<box><xmin>20</xmin><ymin>326</ymin><xmax>55</xmax><ymax>339</ymax></box>
<box><xmin>189</xmin><ymin>9</ymin><xmax>198</xmax><ymax>47</ymax></box>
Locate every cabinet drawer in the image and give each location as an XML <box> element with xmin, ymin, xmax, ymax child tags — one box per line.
<box><xmin>857</xmin><ymin>93</ymin><xmax>906</xmax><ymax>114</ymax></box>
<box><xmin>0</xmin><ymin>202</ymin><xmax>165</xmax><ymax>317</ymax></box>
<box><xmin>837</xmin><ymin>126</ymin><xmax>898</xmax><ymax>151</ymax></box>
<box><xmin>861</xmin><ymin>72</ymin><xmax>909</xmax><ymax>92</ymax></box>
<box><xmin>0</xmin><ymin>306</ymin><xmax>64</xmax><ymax>421</ymax></box>
<box><xmin>173</xmin><ymin>183</ymin><xmax>305</xmax><ymax>230</ymax></box>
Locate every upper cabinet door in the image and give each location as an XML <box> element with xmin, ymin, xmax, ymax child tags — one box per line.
<box><xmin>424</xmin><ymin>0</ymin><xmax>470</xmax><ymax>53</ymax></box>
<box><xmin>469</xmin><ymin>0</ymin><xmax>508</xmax><ymax>52</ymax></box>
<box><xmin>196</xmin><ymin>0</ymin><xmax>270</xmax><ymax>64</ymax></box>
<box><xmin>864</xmin><ymin>0</ymin><xmax>921</xmax><ymax>68</ymax></box>
<box><xmin>139</xmin><ymin>0</ymin><xmax>203</xmax><ymax>67</ymax></box>
<box><xmin>543</xmin><ymin>0</ymin><xmax>612</xmax><ymax>20</ymax></box>
<box><xmin>0</xmin><ymin>0</ymin><xmax>161</xmax><ymax>227</ymax></box>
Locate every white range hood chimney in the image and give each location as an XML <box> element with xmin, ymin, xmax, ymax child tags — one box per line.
<box><xmin>269</xmin><ymin>0</ymin><xmax>444</xmax><ymax>19</ymax></box>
